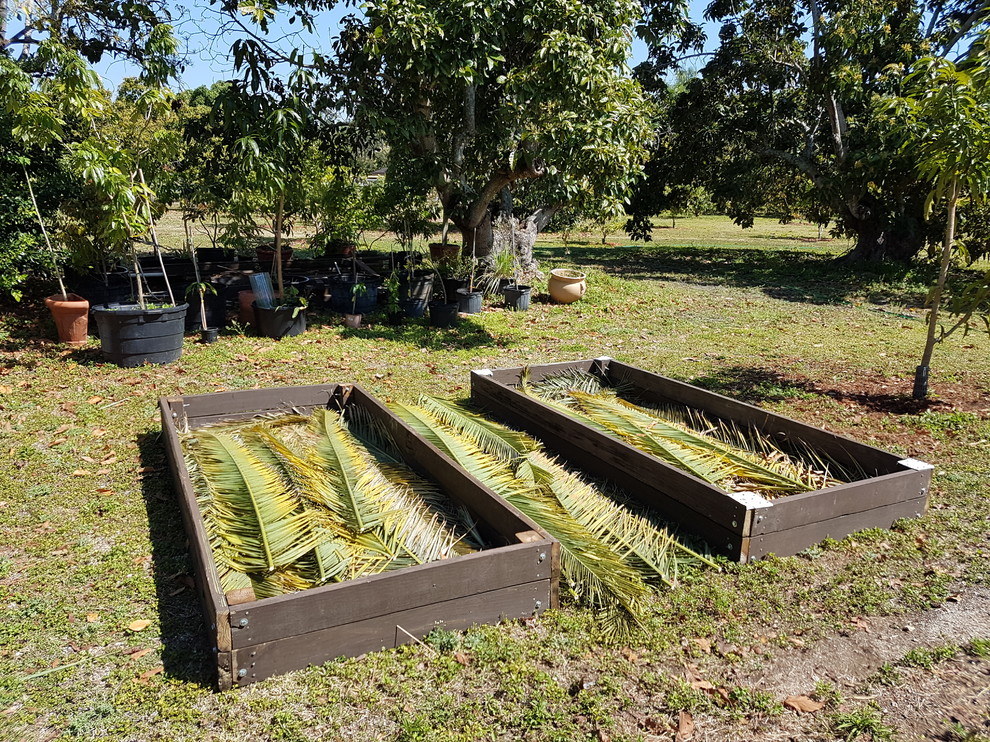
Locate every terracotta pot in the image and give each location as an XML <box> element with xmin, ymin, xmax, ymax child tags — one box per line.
<box><xmin>548</xmin><ymin>269</ymin><xmax>587</xmax><ymax>304</ymax></box>
<box><xmin>238</xmin><ymin>290</ymin><xmax>256</xmax><ymax>326</ymax></box>
<box><xmin>256</xmin><ymin>244</ymin><xmax>293</xmax><ymax>267</ymax></box>
<box><xmin>45</xmin><ymin>293</ymin><xmax>90</xmax><ymax>346</ymax></box>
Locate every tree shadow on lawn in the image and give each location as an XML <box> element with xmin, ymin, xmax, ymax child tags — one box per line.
<box><xmin>335</xmin><ymin>312</ymin><xmax>507</xmax><ymax>351</ymax></box>
<box><xmin>689</xmin><ymin>365</ymin><xmax>938</xmax><ymax>415</ymax></box>
<box><xmin>538</xmin><ymin>244</ymin><xmax>936</xmax><ymax>307</ymax></box>
<box><xmin>137</xmin><ymin>429</ymin><xmax>217</xmax><ymax>689</ymax></box>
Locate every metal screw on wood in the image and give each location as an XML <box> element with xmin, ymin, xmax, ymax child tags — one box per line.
<box><xmin>534</xmin><ymin>601</ymin><xmax>542</xmax><ymax>611</ymax></box>
<box><xmin>238</xmin><ymin>618</ymin><xmax>249</xmax><ymax>627</ymax></box>
<box><xmin>731</xmin><ymin>520</ymin><xmax>738</xmax><ymax>528</ymax></box>
<box><xmin>238</xmin><ymin>669</ymin><xmax>247</xmax><ymax>678</ymax></box>
<box><xmin>538</xmin><ymin>552</ymin><xmax>546</xmax><ymax>563</ymax></box>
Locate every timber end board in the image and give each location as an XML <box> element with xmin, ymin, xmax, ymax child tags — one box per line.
<box><xmin>470</xmin><ymin>358</ymin><xmax>932</xmax><ymax>562</ymax></box>
<box><xmin>160</xmin><ymin>384</ymin><xmax>557</xmax><ymax>689</ymax></box>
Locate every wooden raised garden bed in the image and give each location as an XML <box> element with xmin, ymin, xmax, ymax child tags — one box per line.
<box><xmin>160</xmin><ymin>384</ymin><xmax>558</xmax><ymax>689</ymax></box>
<box><xmin>470</xmin><ymin>357</ymin><xmax>933</xmax><ymax>563</ymax></box>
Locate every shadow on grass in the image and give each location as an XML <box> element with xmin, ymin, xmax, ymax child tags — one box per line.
<box><xmin>537</xmin><ymin>244</ymin><xmax>937</xmax><ymax>307</ymax></box>
<box><xmin>335</xmin><ymin>311</ymin><xmax>506</xmax><ymax>351</ymax></box>
<box><xmin>689</xmin><ymin>365</ymin><xmax>935</xmax><ymax>415</ymax></box>
<box><xmin>138</xmin><ymin>428</ymin><xmax>217</xmax><ymax>689</ymax></box>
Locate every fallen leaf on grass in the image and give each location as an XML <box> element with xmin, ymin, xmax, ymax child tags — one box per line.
<box><xmin>691</xmin><ymin>637</ymin><xmax>712</xmax><ymax>654</ymax></box>
<box><xmin>96</xmin><ymin>488</ymin><xmax>115</xmax><ymax>496</ymax></box>
<box><xmin>49</xmin><ymin>438</ymin><xmax>67</xmax><ymax>447</ymax></box>
<box><xmin>72</xmin><ymin>470</ymin><xmax>92</xmax><ymax>477</ymax></box>
<box><xmin>128</xmin><ymin>648</ymin><xmax>153</xmax><ymax>661</ymax></box>
<box><xmin>137</xmin><ymin>466</ymin><xmax>157</xmax><ymax>474</ymax></box>
<box><xmin>620</xmin><ymin>647</ymin><xmax>638</xmax><ymax>663</ymax></box>
<box><xmin>96</xmin><ymin>468</ymin><xmax>111</xmax><ymax>475</ymax></box>
<box><xmin>782</xmin><ymin>695</ymin><xmax>825</xmax><ymax>713</ymax></box>
<box><xmin>134</xmin><ymin>666</ymin><xmax>163</xmax><ymax>684</ymax></box>
<box><xmin>127</xmin><ymin>619</ymin><xmax>152</xmax><ymax>632</ymax></box>
<box><xmin>0</xmin><ymin>385</ymin><xmax>11</xmax><ymax>394</ymax></box>
<box><xmin>90</xmin><ymin>428</ymin><xmax>107</xmax><ymax>438</ymax></box>
<box><xmin>86</xmin><ymin>396</ymin><xmax>103</xmax><ymax>405</ymax></box>
<box><xmin>85</xmin><ymin>613</ymin><xmax>99</xmax><ymax>623</ymax></box>
<box><xmin>80</xmin><ymin>455</ymin><xmax>97</xmax><ymax>463</ymax></box>
<box><xmin>453</xmin><ymin>652</ymin><xmax>471</xmax><ymax>666</ymax></box>
<box><xmin>675</xmin><ymin>711</ymin><xmax>694</xmax><ymax>741</ymax></box>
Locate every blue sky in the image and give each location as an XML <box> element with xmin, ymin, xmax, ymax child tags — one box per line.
<box><xmin>93</xmin><ymin>0</ymin><xmax>719</xmax><ymax>90</ymax></box>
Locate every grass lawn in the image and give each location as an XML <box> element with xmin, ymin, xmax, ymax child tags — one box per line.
<box><xmin>1</xmin><ymin>216</ymin><xmax>989</xmax><ymax>741</ymax></box>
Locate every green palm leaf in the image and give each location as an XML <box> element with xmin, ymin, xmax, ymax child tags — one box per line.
<box><xmin>608</xmin><ymin>396</ymin><xmax>811</xmax><ymax>493</ymax></box>
<box><xmin>566</xmin><ymin>391</ymin><xmax>732</xmax><ymax>484</ymax></box>
<box><xmin>187</xmin><ymin>431</ymin><xmax>321</xmax><ymax>574</ymax></box>
<box><xmin>309</xmin><ymin>409</ymin><xmax>393</xmax><ymax>534</ymax></box>
<box><xmin>392</xmin><ymin>401</ymin><xmax>651</xmax><ymax>636</ymax></box>
<box><xmin>418</xmin><ymin>396</ymin><xmax>538</xmax><ymax>462</ymax></box>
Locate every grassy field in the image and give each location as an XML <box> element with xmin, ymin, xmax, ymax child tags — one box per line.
<box><xmin>1</xmin><ymin>216</ymin><xmax>989</xmax><ymax>741</ymax></box>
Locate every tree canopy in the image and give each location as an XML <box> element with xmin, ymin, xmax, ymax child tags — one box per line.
<box><xmin>630</xmin><ymin>0</ymin><xmax>990</xmax><ymax>262</ymax></box>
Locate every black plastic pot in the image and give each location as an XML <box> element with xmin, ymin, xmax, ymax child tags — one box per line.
<box><xmin>184</xmin><ymin>290</ymin><xmax>228</xmax><ymax>331</ymax></box>
<box><xmin>502</xmin><ymin>284</ymin><xmax>532</xmax><ymax>312</ymax></box>
<box><xmin>442</xmin><ymin>277</ymin><xmax>468</xmax><ymax>300</ymax></box>
<box><xmin>428</xmin><ymin>301</ymin><xmax>460</xmax><ymax>328</ymax></box>
<box><xmin>399</xmin><ymin>272</ymin><xmax>434</xmax><ymax>317</ymax></box>
<box><xmin>92</xmin><ymin>303</ymin><xmax>188</xmax><ymax>367</ymax></box>
<box><xmin>456</xmin><ymin>288</ymin><xmax>483</xmax><ymax>315</ymax></box>
<box><xmin>201</xmin><ymin>327</ymin><xmax>220</xmax><ymax>344</ymax></box>
<box><xmin>327</xmin><ymin>274</ymin><xmax>380</xmax><ymax>314</ymax></box>
<box><xmin>253</xmin><ymin>302</ymin><xmax>307</xmax><ymax>339</ymax></box>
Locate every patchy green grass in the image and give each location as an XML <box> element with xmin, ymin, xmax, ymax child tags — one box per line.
<box><xmin>2</xmin><ymin>217</ymin><xmax>989</xmax><ymax>740</ymax></box>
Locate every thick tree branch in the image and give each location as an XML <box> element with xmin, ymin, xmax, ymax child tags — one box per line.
<box><xmin>761</xmin><ymin>148</ymin><xmax>827</xmax><ymax>189</ymax></box>
<box><xmin>462</xmin><ymin>157</ymin><xmax>545</xmax><ymax>228</ymax></box>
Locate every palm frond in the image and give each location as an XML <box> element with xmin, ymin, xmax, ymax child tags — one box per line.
<box><xmin>392</xmin><ymin>400</ymin><xmax>650</xmax><ymax>636</ymax></box>
<box><xmin>566</xmin><ymin>391</ymin><xmax>733</xmax><ymax>484</ymax></box>
<box><xmin>418</xmin><ymin>396</ymin><xmax>538</xmax><ymax>463</ymax></box>
<box><xmin>186</xmin><ymin>431</ymin><xmax>320</xmax><ymax>574</ymax></box>
<box><xmin>609</xmin><ymin>396</ymin><xmax>813</xmax><ymax>494</ymax></box>
<box><xmin>309</xmin><ymin>409</ymin><xmax>394</xmax><ymax>534</ymax></box>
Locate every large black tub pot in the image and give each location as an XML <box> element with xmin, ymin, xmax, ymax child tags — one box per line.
<box><xmin>92</xmin><ymin>303</ymin><xmax>188</xmax><ymax>367</ymax></box>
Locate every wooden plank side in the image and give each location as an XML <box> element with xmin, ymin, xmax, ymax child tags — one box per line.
<box><xmin>484</xmin><ymin>359</ymin><xmax>599</xmax><ymax>387</ymax></box>
<box><xmin>350</xmin><ymin>386</ymin><xmax>546</xmax><ymax>543</ymax></box>
<box><xmin>748</xmin><ymin>496</ymin><xmax>928</xmax><ymax>560</ymax></box>
<box><xmin>752</xmin><ymin>468</ymin><xmax>931</xmax><ymax>536</ymax></box>
<box><xmin>159</xmin><ymin>397</ymin><xmax>229</xmax><ymax>652</ymax></box>
<box><xmin>471</xmin><ymin>372</ymin><xmax>749</xmax><ymax>526</ymax></box>
<box><xmin>605</xmin><ymin>361</ymin><xmax>903</xmax><ymax>475</ymax></box>
<box><xmin>181</xmin><ymin>384</ymin><xmax>342</xmax><ymax>423</ymax></box>
<box><xmin>231</xmin><ymin>581</ymin><xmax>550</xmax><ymax>686</ymax></box>
<box><xmin>227</xmin><ymin>541</ymin><xmax>552</xmax><ymax>649</ymax></box>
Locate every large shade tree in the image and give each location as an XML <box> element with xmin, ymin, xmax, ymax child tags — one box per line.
<box><xmin>632</xmin><ymin>0</ymin><xmax>990</xmax><ymax>262</ymax></box>
<box><xmin>326</xmin><ymin>0</ymin><xmax>653</xmax><ymax>262</ymax></box>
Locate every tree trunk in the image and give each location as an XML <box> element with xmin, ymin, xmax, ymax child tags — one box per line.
<box><xmin>913</xmin><ymin>180</ymin><xmax>959</xmax><ymax>399</ymax></box>
<box><xmin>457</xmin><ymin>214</ymin><xmax>493</xmax><ymax>259</ymax></box>
<box><xmin>836</xmin><ymin>209</ymin><xmax>926</xmax><ymax>263</ymax></box>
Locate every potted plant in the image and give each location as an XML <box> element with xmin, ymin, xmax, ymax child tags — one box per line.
<box><xmin>252</xmin><ymin>273</ymin><xmax>307</xmax><ymax>339</ymax></box>
<box><xmin>455</xmin><ymin>229</ymin><xmax>483</xmax><ymax>314</ymax></box>
<box><xmin>424</xmin><ymin>259</ymin><xmax>457</xmax><ymax>327</ymax></box>
<box><xmin>344</xmin><ymin>282</ymin><xmax>367</xmax><ymax>328</ymax></box>
<box><xmin>23</xmin><ymin>169</ymin><xmax>91</xmax><ymax>345</ymax></box>
<box><xmin>90</xmin><ymin>165</ymin><xmax>189</xmax><ymax>367</ymax></box>
<box><xmin>502</xmin><ymin>247</ymin><xmax>531</xmax><ymax>312</ymax></box>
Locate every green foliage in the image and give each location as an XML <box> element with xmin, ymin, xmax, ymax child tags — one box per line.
<box><xmin>831</xmin><ymin>703</ymin><xmax>894</xmax><ymax>741</ymax></box>
<box><xmin>635</xmin><ymin>0</ymin><xmax>990</xmax><ymax>261</ymax></box>
<box><xmin>899</xmin><ymin>644</ymin><xmax>958</xmax><ymax>669</ymax></box>
<box><xmin>334</xmin><ymin>0</ymin><xmax>652</xmax><ymax>242</ymax></box>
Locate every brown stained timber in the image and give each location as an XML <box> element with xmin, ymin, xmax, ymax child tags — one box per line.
<box><xmin>160</xmin><ymin>384</ymin><xmax>557</xmax><ymax>690</ymax></box>
<box><xmin>470</xmin><ymin>358</ymin><xmax>933</xmax><ymax>563</ymax></box>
